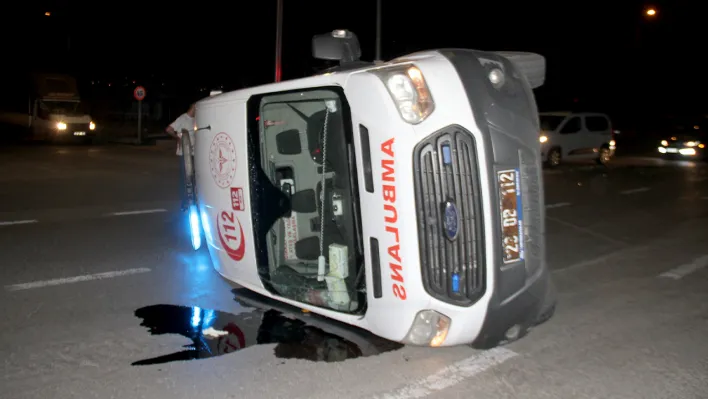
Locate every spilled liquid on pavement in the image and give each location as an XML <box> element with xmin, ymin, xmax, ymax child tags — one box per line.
<box><xmin>133</xmin><ymin>303</ymin><xmax>402</xmax><ymax>365</ymax></box>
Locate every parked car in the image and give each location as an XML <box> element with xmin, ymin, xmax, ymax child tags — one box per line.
<box><xmin>539</xmin><ymin>112</ymin><xmax>615</xmax><ymax>167</ymax></box>
<box><xmin>657</xmin><ymin>120</ymin><xmax>706</xmax><ymax>160</ymax></box>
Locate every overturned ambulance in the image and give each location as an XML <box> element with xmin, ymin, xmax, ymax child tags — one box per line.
<box><xmin>186</xmin><ymin>30</ymin><xmax>556</xmax><ymax>348</ymax></box>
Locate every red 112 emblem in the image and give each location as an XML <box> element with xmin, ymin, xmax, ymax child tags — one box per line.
<box><xmin>217</xmin><ymin>210</ymin><xmax>245</xmax><ymax>261</ymax></box>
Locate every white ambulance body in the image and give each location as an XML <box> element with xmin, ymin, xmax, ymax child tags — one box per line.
<box><xmin>190</xmin><ymin>30</ymin><xmax>555</xmax><ymax>348</ymax></box>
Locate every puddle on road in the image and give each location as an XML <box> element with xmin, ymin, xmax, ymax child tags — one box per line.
<box><xmin>133</xmin><ymin>304</ymin><xmax>402</xmax><ymax>366</ymax></box>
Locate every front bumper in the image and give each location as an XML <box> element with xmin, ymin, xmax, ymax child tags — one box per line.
<box><xmin>658</xmin><ymin>145</ymin><xmax>704</xmax><ymax>157</ymax></box>
<box><xmin>395</xmin><ymin>49</ymin><xmax>557</xmax><ymax>347</ymax></box>
<box><xmin>51</xmin><ymin>130</ymin><xmax>97</xmax><ymax>141</ymax></box>
<box><xmin>472</xmin><ymin>264</ymin><xmax>556</xmax><ymax>348</ymax></box>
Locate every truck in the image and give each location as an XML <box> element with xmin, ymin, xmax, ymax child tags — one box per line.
<box><xmin>0</xmin><ymin>73</ymin><xmax>97</xmax><ymax>142</ymax></box>
<box><xmin>181</xmin><ymin>29</ymin><xmax>556</xmax><ymax>349</ymax></box>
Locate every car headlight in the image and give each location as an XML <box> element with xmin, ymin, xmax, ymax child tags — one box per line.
<box><xmin>371</xmin><ymin>65</ymin><xmax>434</xmax><ymax>124</ymax></box>
<box><xmin>402</xmin><ymin>310</ymin><xmax>451</xmax><ymax>347</ymax></box>
<box><xmin>56</xmin><ymin>122</ymin><xmax>67</xmax><ymax>130</ymax></box>
<box><xmin>89</xmin><ymin>121</ymin><xmax>96</xmax><ymax>130</ymax></box>
<box><xmin>661</xmin><ymin>140</ymin><xmax>668</xmax><ymax>146</ymax></box>
<box><xmin>539</xmin><ymin>135</ymin><xmax>548</xmax><ymax>143</ymax></box>
<box><xmin>685</xmin><ymin>141</ymin><xmax>699</xmax><ymax>147</ymax></box>
<box><xmin>488</xmin><ymin>68</ymin><xmax>506</xmax><ymax>89</ymax></box>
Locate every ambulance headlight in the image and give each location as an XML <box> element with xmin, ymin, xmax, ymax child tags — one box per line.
<box><xmin>56</xmin><ymin>122</ymin><xmax>67</xmax><ymax>130</ymax></box>
<box><xmin>372</xmin><ymin>65</ymin><xmax>435</xmax><ymax>125</ymax></box>
<box><xmin>403</xmin><ymin>310</ymin><xmax>451</xmax><ymax>347</ymax></box>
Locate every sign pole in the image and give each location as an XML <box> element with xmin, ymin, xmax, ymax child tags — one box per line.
<box><xmin>137</xmin><ymin>100</ymin><xmax>142</xmax><ymax>144</ymax></box>
<box><xmin>275</xmin><ymin>0</ymin><xmax>283</xmax><ymax>82</ymax></box>
<box><xmin>375</xmin><ymin>0</ymin><xmax>382</xmax><ymax>61</ymax></box>
<box><xmin>133</xmin><ymin>86</ymin><xmax>147</xmax><ymax>144</ymax></box>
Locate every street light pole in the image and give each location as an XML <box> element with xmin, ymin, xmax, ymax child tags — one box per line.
<box><xmin>275</xmin><ymin>0</ymin><xmax>284</xmax><ymax>82</ymax></box>
<box><xmin>375</xmin><ymin>0</ymin><xmax>382</xmax><ymax>61</ymax></box>
<box><xmin>635</xmin><ymin>7</ymin><xmax>657</xmax><ymax>49</ymax></box>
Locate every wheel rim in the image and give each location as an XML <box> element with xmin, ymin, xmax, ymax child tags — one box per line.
<box><xmin>600</xmin><ymin>149</ymin><xmax>610</xmax><ymax>163</ymax></box>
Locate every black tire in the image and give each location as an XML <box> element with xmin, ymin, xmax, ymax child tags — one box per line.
<box><xmin>596</xmin><ymin>146</ymin><xmax>612</xmax><ymax>165</ymax></box>
<box><xmin>546</xmin><ymin>147</ymin><xmax>561</xmax><ymax>168</ymax></box>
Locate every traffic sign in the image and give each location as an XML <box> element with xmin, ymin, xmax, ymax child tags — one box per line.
<box><xmin>134</xmin><ymin>86</ymin><xmax>146</xmax><ymax>101</ymax></box>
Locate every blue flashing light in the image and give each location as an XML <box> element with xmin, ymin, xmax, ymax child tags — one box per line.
<box><xmin>189</xmin><ymin>205</ymin><xmax>202</xmax><ymax>250</ymax></box>
<box><xmin>451</xmin><ymin>273</ymin><xmax>460</xmax><ymax>293</ymax></box>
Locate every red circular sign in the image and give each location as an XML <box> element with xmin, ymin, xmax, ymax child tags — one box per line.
<box><xmin>133</xmin><ymin>86</ymin><xmax>146</xmax><ymax>101</ymax></box>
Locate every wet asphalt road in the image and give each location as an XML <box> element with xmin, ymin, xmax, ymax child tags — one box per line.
<box><xmin>1</xmin><ymin>143</ymin><xmax>707</xmax><ymax>399</ymax></box>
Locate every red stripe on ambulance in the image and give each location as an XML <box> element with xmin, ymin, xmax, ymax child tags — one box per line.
<box><xmin>381</xmin><ymin>138</ymin><xmax>407</xmax><ymax>300</ymax></box>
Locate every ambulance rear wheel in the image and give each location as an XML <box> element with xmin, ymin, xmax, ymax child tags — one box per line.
<box><xmin>181</xmin><ymin>131</ymin><xmax>196</xmax><ymax>206</ymax></box>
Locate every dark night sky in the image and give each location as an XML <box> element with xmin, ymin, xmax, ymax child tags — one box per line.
<box><xmin>4</xmin><ymin>0</ymin><xmax>707</xmax><ymax>122</ymax></box>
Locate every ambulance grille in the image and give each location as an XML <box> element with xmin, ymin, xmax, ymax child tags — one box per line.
<box><xmin>413</xmin><ymin>125</ymin><xmax>485</xmax><ymax>306</ymax></box>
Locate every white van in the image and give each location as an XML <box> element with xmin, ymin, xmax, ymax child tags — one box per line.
<box><xmin>0</xmin><ymin>74</ymin><xmax>97</xmax><ymax>142</ymax></box>
<box><xmin>539</xmin><ymin>112</ymin><xmax>615</xmax><ymax>167</ymax></box>
<box><xmin>184</xmin><ymin>30</ymin><xmax>556</xmax><ymax>348</ymax></box>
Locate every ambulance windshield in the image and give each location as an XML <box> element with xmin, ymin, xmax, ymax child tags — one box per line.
<box><xmin>249</xmin><ymin>88</ymin><xmax>365</xmax><ymax>314</ymax></box>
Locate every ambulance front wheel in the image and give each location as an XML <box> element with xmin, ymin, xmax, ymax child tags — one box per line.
<box><xmin>180</xmin><ymin>131</ymin><xmax>203</xmax><ymax>251</ymax></box>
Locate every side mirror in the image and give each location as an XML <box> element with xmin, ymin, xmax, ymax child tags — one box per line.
<box><xmin>312</xmin><ymin>29</ymin><xmax>361</xmax><ymax>64</ymax></box>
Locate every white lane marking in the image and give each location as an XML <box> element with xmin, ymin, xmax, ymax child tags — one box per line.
<box><xmin>374</xmin><ymin>348</ymin><xmax>517</xmax><ymax>399</ymax></box>
<box><xmin>108</xmin><ymin>209</ymin><xmax>167</xmax><ymax>216</ymax></box>
<box><xmin>552</xmin><ymin>246</ymin><xmax>648</xmax><ymax>274</ymax></box>
<box><xmin>620</xmin><ymin>187</ymin><xmax>650</xmax><ymax>195</ymax></box>
<box><xmin>545</xmin><ymin>202</ymin><xmax>571</xmax><ymax>209</ymax></box>
<box><xmin>5</xmin><ymin>268</ymin><xmax>152</xmax><ymax>291</ymax></box>
<box><xmin>546</xmin><ymin>216</ymin><xmax>629</xmax><ymax>247</ymax></box>
<box><xmin>0</xmin><ymin>219</ymin><xmax>38</xmax><ymax>227</ymax></box>
<box><xmin>658</xmin><ymin>255</ymin><xmax>708</xmax><ymax>280</ymax></box>
<box><xmin>552</xmin><ymin>253</ymin><xmax>617</xmax><ymax>274</ymax></box>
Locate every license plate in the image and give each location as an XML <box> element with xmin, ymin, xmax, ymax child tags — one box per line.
<box><xmin>498</xmin><ymin>169</ymin><xmax>524</xmax><ymax>264</ymax></box>
<box><xmin>666</xmin><ymin>148</ymin><xmax>678</xmax><ymax>153</ymax></box>
<box><xmin>74</xmin><ymin>131</ymin><xmax>86</xmax><ymax>136</ymax></box>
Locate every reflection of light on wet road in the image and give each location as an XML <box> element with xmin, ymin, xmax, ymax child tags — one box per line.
<box><xmin>177</xmin><ymin>251</ymin><xmax>212</xmax><ymax>271</ymax></box>
<box><xmin>675</xmin><ymin>160</ymin><xmax>698</xmax><ymax>168</ymax></box>
<box><xmin>191</xmin><ymin>306</ymin><xmax>202</xmax><ymax>327</ymax></box>
<box><xmin>132</xmin><ymin>304</ymin><xmax>402</xmax><ymax>366</ymax></box>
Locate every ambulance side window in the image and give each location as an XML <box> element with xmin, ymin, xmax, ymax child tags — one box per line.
<box><xmin>560</xmin><ymin>117</ymin><xmax>581</xmax><ymax>134</ymax></box>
